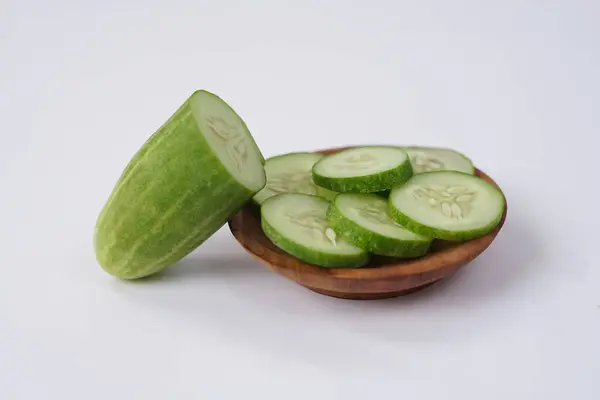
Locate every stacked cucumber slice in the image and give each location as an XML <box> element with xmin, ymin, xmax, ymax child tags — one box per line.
<box><xmin>312</xmin><ymin>146</ymin><xmax>413</xmax><ymax>193</ymax></box>
<box><xmin>94</xmin><ymin>88</ymin><xmax>504</xmax><ymax>279</ymax></box>
<box><xmin>326</xmin><ymin>193</ymin><xmax>431</xmax><ymax>258</ymax></box>
<box><xmin>257</xmin><ymin>146</ymin><xmax>504</xmax><ymax>268</ymax></box>
<box><xmin>261</xmin><ymin>194</ymin><xmax>370</xmax><ymax>268</ymax></box>
<box><xmin>388</xmin><ymin>171</ymin><xmax>504</xmax><ymax>241</ymax></box>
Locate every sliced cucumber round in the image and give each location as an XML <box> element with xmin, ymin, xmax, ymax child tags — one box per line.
<box><xmin>261</xmin><ymin>193</ymin><xmax>370</xmax><ymax>268</ymax></box>
<box><xmin>312</xmin><ymin>146</ymin><xmax>413</xmax><ymax>193</ymax></box>
<box><xmin>402</xmin><ymin>146</ymin><xmax>475</xmax><ymax>175</ymax></box>
<box><xmin>315</xmin><ymin>185</ymin><xmax>390</xmax><ymax>200</ymax></box>
<box><xmin>327</xmin><ymin>193</ymin><xmax>432</xmax><ymax>257</ymax></box>
<box><xmin>388</xmin><ymin>171</ymin><xmax>504</xmax><ymax>241</ymax></box>
<box><xmin>252</xmin><ymin>152</ymin><xmax>324</xmax><ymax>205</ymax></box>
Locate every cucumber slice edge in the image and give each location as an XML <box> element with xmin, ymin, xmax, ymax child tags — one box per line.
<box><xmin>327</xmin><ymin>195</ymin><xmax>432</xmax><ymax>258</ymax></box>
<box><xmin>260</xmin><ymin>193</ymin><xmax>370</xmax><ymax>268</ymax></box>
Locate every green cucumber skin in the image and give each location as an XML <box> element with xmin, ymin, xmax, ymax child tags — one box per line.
<box><xmin>326</xmin><ymin>201</ymin><xmax>431</xmax><ymax>258</ymax></box>
<box><xmin>388</xmin><ymin>175</ymin><xmax>505</xmax><ymax>241</ymax></box>
<box><xmin>312</xmin><ymin>157</ymin><xmax>414</xmax><ymax>193</ymax></box>
<box><xmin>261</xmin><ymin>213</ymin><xmax>370</xmax><ymax>269</ymax></box>
<box><xmin>94</xmin><ymin>90</ymin><xmax>265</xmax><ymax>280</ymax></box>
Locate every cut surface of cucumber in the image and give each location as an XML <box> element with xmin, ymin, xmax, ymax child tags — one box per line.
<box><xmin>312</xmin><ymin>146</ymin><xmax>413</xmax><ymax>193</ymax></box>
<box><xmin>327</xmin><ymin>193</ymin><xmax>432</xmax><ymax>257</ymax></box>
<box><xmin>388</xmin><ymin>171</ymin><xmax>504</xmax><ymax>241</ymax></box>
<box><xmin>402</xmin><ymin>146</ymin><xmax>474</xmax><ymax>175</ymax></box>
<box><xmin>192</xmin><ymin>91</ymin><xmax>266</xmax><ymax>191</ymax></box>
<box><xmin>261</xmin><ymin>193</ymin><xmax>370</xmax><ymax>268</ymax></box>
<box><xmin>94</xmin><ymin>90</ymin><xmax>266</xmax><ymax>279</ymax></box>
<box><xmin>252</xmin><ymin>152</ymin><xmax>323</xmax><ymax>205</ymax></box>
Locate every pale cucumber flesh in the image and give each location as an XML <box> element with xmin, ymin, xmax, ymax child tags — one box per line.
<box><xmin>327</xmin><ymin>193</ymin><xmax>431</xmax><ymax>257</ymax></box>
<box><xmin>191</xmin><ymin>91</ymin><xmax>266</xmax><ymax>191</ymax></box>
<box><xmin>402</xmin><ymin>146</ymin><xmax>474</xmax><ymax>175</ymax></box>
<box><xmin>388</xmin><ymin>171</ymin><xmax>504</xmax><ymax>241</ymax></box>
<box><xmin>312</xmin><ymin>146</ymin><xmax>413</xmax><ymax>193</ymax></box>
<box><xmin>261</xmin><ymin>193</ymin><xmax>370</xmax><ymax>268</ymax></box>
<box><xmin>253</xmin><ymin>152</ymin><xmax>323</xmax><ymax>205</ymax></box>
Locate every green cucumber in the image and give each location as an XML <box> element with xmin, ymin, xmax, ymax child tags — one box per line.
<box><xmin>403</xmin><ymin>146</ymin><xmax>474</xmax><ymax>174</ymax></box>
<box><xmin>252</xmin><ymin>152</ymin><xmax>323</xmax><ymax>205</ymax></box>
<box><xmin>388</xmin><ymin>171</ymin><xmax>504</xmax><ymax>241</ymax></box>
<box><xmin>312</xmin><ymin>146</ymin><xmax>413</xmax><ymax>193</ymax></box>
<box><xmin>261</xmin><ymin>193</ymin><xmax>370</xmax><ymax>268</ymax></box>
<box><xmin>326</xmin><ymin>193</ymin><xmax>432</xmax><ymax>257</ymax></box>
<box><xmin>94</xmin><ymin>90</ymin><xmax>266</xmax><ymax>279</ymax></box>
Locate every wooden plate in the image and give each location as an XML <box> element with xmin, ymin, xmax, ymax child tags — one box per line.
<box><xmin>228</xmin><ymin>146</ymin><xmax>507</xmax><ymax>300</ymax></box>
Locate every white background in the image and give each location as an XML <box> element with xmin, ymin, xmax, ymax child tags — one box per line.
<box><xmin>1</xmin><ymin>0</ymin><xmax>598</xmax><ymax>398</ymax></box>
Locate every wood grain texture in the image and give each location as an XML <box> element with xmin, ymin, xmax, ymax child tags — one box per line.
<box><xmin>228</xmin><ymin>146</ymin><xmax>508</xmax><ymax>300</ymax></box>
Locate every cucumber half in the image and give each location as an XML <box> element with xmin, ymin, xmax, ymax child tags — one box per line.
<box><xmin>252</xmin><ymin>152</ymin><xmax>324</xmax><ymax>205</ymax></box>
<box><xmin>312</xmin><ymin>146</ymin><xmax>413</xmax><ymax>193</ymax></box>
<box><xmin>94</xmin><ymin>90</ymin><xmax>266</xmax><ymax>279</ymax></box>
<box><xmin>327</xmin><ymin>193</ymin><xmax>432</xmax><ymax>257</ymax></box>
<box><xmin>403</xmin><ymin>146</ymin><xmax>475</xmax><ymax>175</ymax></box>
<box><xmin>261</xmin><ymin>193</ymin><xmax>370</xmax><ymax>268</ymax></box>
<box><xmin>388</xmin><ymin>171</ymin><xmax>504</xmax><ymax>241</ymax></box>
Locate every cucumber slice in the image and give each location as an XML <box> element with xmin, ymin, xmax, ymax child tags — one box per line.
<box><xmin>312</xmin><ymin>146</ymin><xmax>413</xmax><ymax>193</ymax></box>
<box><xmin>403</xmin><ymin>146</ymin><xmax>474</xmax><ymax>175</ymax></box>
<box><xmin>94</xmin><ymin>90</ymin><xmax>266</xmax><ymax>279</ymax></box>
<box><xmin>252</xmin><ymin>152</ymin><xmax>324</xmax><ymax>205</ymax></box>
<box><xmin>261</xmin><ymin>194</ymin><xmax>370</xmax><ymax>268</ymax></box>
<box><xmin>388</xmin><ymin>171</ymin><xmax>504</xmax><ymax>241</ymax></box>
<box><xmin>327</xmin><ymin>194</ymin><xmax>432</xmax><ymax>257</ymax></box>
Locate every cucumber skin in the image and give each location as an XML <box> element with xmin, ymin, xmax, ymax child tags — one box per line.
<box><xmin>261</xmin><ymin>210</ymin><xmax>371</xmax><ymax>269</ymax></box>
<box><xmin>94</xmin><ymin>90</ymin><xmax>266</xmax><ymax>280</ymax></box>
<box><xmin>312</xmin><ymin>156</ymin><xmax>414</xmax><ymax>193</ymax></box>
<box><xmin>326</xmin><ymin>200</ymin><xmax>432</xmax><ymax>258</ymax></box>
<box><xmin>387</xmin><ymin>175</ymin><xmax>505</xmax><ymax>241</ymax></box>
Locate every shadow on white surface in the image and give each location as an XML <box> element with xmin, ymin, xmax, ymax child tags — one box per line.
<box><xmin>390</xmin><ymin>209</ymin><xmax>537</xmax><ymax>304</ymax></box>
<box><xmin>108</xmin><ymin>210</ymin><xmax>538</xmax><ymax>372</ymax></box>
